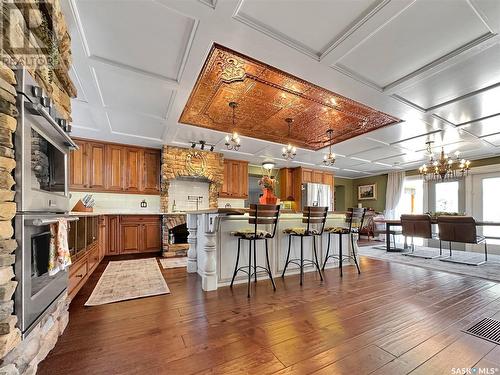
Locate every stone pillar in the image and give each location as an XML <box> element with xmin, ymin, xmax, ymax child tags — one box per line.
<box><xmin>0</xmin><ymin>63</ymin><xmax>21</xmax><ymax>364</ymax></box>
<box><xmin>186</xmin><ymin>214</ymin><xmax>198</xmax><ymax>273</ymax></box>
<box><xmin>201</xmin><ymin>213</ymin><xmax>218</xmax><ymax>291</ymax></box>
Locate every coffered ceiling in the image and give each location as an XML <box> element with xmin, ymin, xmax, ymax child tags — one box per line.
<box><xmin>61</xmin><ymin>0</ymin><xmax>500</xmax><ymax>178</ymax></box>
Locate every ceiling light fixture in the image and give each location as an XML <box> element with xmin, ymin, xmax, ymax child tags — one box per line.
<box><xmin>323</xmin><ymin>129</ymin><xmax>336</xmax><ymax>166</ymax></box>
<box><xmin>225</xmin><ymin>102</ymin><xmax>241</xmax><ymax>151</ymax></box>
<box><xmin>418</xmin><ymin>141</ymin><xmax>470</xmax><ymax>182</ymax></box>
<box><xmin>282</xmin><ymin>118</ymin><xmax>297</xmax><ymax>160</ymax></box>
<box><xmin>262</xmin><ymin>161</ymin><xmax>275</xmax><ymax>171</ymax></box>
<box><xmin>189</xmin><ymin>140</ymin><xmax>216</xmax><ymax>152</ymax></box>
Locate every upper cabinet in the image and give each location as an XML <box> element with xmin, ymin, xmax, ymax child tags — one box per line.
<box><xmin>220</xmin><ymin>159</ymin><xmax>248</xmax><ymax>199</ymax></box>
<box><xmin>69</xmin><ymin>138</ymin><xmax>161</xmax><ymax>195</ymax></box>
<box><xmin>143</xmin><ymin>150</ymin><xmax>161</xmax><ymax>193</ymax></box>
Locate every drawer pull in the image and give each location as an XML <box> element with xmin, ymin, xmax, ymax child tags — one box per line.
<box><xmin>75</xmin><ymin>274</ymin><xmax>83</xmax><ymax>278</ymax></box>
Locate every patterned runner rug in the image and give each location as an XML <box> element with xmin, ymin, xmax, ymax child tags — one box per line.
<box><xmin>85</xmin><ymin>258</ymin><xmax>170</xmax><ymax>306</ymax></box>
<box><xmin>159</xmin><ymin>257</ymin><xmax>187</xmax><ymax>269</ymax></box>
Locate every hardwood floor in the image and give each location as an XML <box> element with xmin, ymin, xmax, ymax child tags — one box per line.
<box><xmin>38</xmin><ymin>255</ymin><xmax>500</xmax><ymax>375</ymax></box>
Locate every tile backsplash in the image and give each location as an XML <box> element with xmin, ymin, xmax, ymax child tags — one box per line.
<box><xmin>167</xmin><ymin>179</ymin><xmax>209</xmax><ymax>212</ymax></box>
<box><xmin>69</xmin><ymin>192</ymin><xmax>161</xmax><ymax>212</ymax></box>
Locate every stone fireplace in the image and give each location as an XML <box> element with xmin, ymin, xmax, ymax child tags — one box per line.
<box><xmin>160</xmin><ymin>146</ymin><xmax>224</xmax><ymax>213</ymax></box>
<box><xmin>160</xmin><ymin>146</ymin><xmax>224</xmax><ymax>256</ymax></box>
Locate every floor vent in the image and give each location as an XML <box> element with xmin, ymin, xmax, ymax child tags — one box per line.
<box><xmin>463</xmin><ymin>318</ymin><xmax>500</xmax><ymax>344</ymax></box>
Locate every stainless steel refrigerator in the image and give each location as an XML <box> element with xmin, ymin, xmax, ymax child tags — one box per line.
<box><xmin>301</xmin><ymin>183</ymin><xmax>332</xmax><ymax>211</ymax></box>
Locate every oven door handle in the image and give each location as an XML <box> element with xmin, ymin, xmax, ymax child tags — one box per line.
<box><xmin>24</xmin><ymin>102</ymin><xmax>79</xmax><ymax>150</ymax></box>
<box><xmin>31</xmin><ymin>217</ymin><xmax>80</xmax><ymax>226</ymax></box>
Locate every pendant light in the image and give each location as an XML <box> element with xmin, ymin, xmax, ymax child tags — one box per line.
<box><xmin>225</xmin><ymin>102</ymin><xmax>241</xmax><ymax>151</ymax></box>
<box><xmin>282</xmin><ymin>118</ymin><xmax>296</xmax><ymax>160</ymax></box>
<box><xmin>323</xmin><ymin>129</ymin><xmax>336</xmax><ymax>166</ymax></box>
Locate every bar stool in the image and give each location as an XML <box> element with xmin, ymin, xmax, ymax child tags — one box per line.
<box><xmin>322</xmin><ymin>208</ymin><xmax>365</xmax><ymax>276</ymax></box>
<box><xmin>281</xmin><ymin>206</ymin><xmax>327</xmax><ymax>285</ymax></box>
<box><xmin>400</xmin><ymin>214</ymin><xmax>440</xmax><ymax>258</ymax></box>
<box><xmin>230</xmin><ymin>204</ymin><xmax>280</xmax><ymax>297</ymax></box>
<box><xmin>437</xmin><ymin>216</ymin><xmax>487</xmax><ymax>266</ymax></box>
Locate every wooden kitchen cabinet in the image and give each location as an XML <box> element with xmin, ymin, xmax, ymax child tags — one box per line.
<box><xmin>69</xmin><ymin>138</ymin><xmax>161</xmax><ymax>194</ymax></box>
<box><xmin>124</xmin><ymin>148</ymin><xmax>142</xmax><ymax>192</ymax></box>
<box><xmin>88</xmin><ymin>142</ymin><xmax>105</xmax><ymax>189</ymax></box>
<box><xmin>121</xmin><ymin>223</ymin><xmax>142</xmax><ymax>253</ymax></box>
<box><xmin>279</xmin><ymin>168</ymin><xmax>295</xmax><ymax>201</ymax></box>
<box><xmin>220</xmin><ymin>159</ymin><xmax>248</xmax><ymax>199</ymax></box>
<box><xmin>69</xmin><ymin>139</ymin><xmax>87</xmax><ymax>189</ymax></box>
<box><xmin>119</xmin><ymin>215</ymin><xmax>162</xmax><ymax>254</ymax></box>
<box><xmin>143</xmin><ymin>150</ymin><xmax>160</xmax><ymax>193</ymax></box>
<box><xmin>312</xmin><ymin>170</ymin><xmax>323</xmax><ymax>184</ymax></box>
<box><xmin>106</xmin><ymin>215</ymin><xmax>120</xmax><ymax>256</ymax></box>
<box><xmin>105</xmin><ymin>144</ymin><xmax>125</xmax><ymax>191</ymax></box>
<box><xmin>301</xmin><ymin>168</ymin><xmax>313</xmax><ymax>183</ymax></box>
<box><xmin>98</xmin><ymin>216</ymin><xmax>107</xmax><ymax>260</ymax></box>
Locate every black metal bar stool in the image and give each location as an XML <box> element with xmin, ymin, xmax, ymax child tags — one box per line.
<box><xmin>281</xmin><ymin>206</ymin><xmax>328</xmax><ymax>285</ymax></box>
<box><xmin>230</xmin><ymin>204</ymin><xmax>280</xmax><ymax>297</ymax></box>
<box><xmin>322</xmin><ymin>208</ymin><xmax>365</xmax><ymax>276</ymax></box>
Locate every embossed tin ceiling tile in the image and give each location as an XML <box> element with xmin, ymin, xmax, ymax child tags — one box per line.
<box><xmin>179</xmin><ymin>43</ymin><xmax>401</xmax><ymax>151</ymax></box>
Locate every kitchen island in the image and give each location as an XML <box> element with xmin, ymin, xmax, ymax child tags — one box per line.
<box><xmin>186</xmin><ymin>209</ymin><xmax>357</xmax><ymax>291</ymax></box>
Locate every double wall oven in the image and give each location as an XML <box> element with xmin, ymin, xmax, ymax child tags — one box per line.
<box><xmin>14</xmin><ymin>69</ymin><xmax>79</xmax><ymax>336</ymax></box>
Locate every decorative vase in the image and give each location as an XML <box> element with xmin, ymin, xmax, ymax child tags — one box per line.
<box><xmin>259</xmin><ymin>188</ymin><xmax>278</xmax><ymax>205</ymax></box>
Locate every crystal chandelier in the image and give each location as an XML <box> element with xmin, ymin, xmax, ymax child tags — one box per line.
<box><xmin>418</xmin><ymin>141</ymin><xmax>471</xmax><ymax>182</ymax></box>
<box><xmin>282</xmin><ymin>118</ymin><xmax>296</xmax><ymax>160</ymax></box>
<box><xmin>323</xmin><ymin>129</ymin><xmax>336</xmax><ymax>166</ymax></box>
<box><xmin>225</xmin><ymin>102</ymin><xmax>241</xmax><ymax>151</ymax></box>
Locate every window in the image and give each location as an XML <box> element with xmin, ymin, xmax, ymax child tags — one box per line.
<box><xmin>399</xmin><ymin>179</ymin><xmax>423</xmax><ymax>215</ymax></box>
<box><xmin>435</xmin><ymin>181</ymin><xmax>459</xmax><ymax>213</ymax></box>
<box><xmin>482</xmin><ymin>177</ymin><xmax>500</xmax><ymax>244</ymax></box>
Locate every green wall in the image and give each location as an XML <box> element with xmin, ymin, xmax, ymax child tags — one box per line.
<box><xmin>352</xmin><ymin>174</ymin><xmax>388</xmax><ymax>212</ymax></box>
<box><xmin>334</xmin><ymin>177</ymin><xmax>354</xmax><ymax>211</ymax></box>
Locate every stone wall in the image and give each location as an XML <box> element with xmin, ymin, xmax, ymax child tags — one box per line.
<box><xmin>0</xmin><ymin>0</ymin><xmax>75</xmax><ymax>373</ymax></box>
<box><xmin>160</xmin><ymin>146</ymin><xmax>224</xmax><ymax>212</ymax></box>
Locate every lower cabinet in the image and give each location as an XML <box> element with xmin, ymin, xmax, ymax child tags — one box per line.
<box><xmin>119</xmin><ymin>215</ymin><xmax>162</xmax><ymax>254</ymax></box>
<box><xmin>106</xmin><ymin>215</ymin><xmax>120</xmax><ymax>255</ymax></box>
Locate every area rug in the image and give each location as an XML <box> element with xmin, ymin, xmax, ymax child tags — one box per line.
<box><xmin>159</xmin><ymin>257</ymin><xmax>187</xmax><ymax>269</ymax></box>
<box><xmin>359</xmin><ymin>246</ymin><xmax>500</xmax><ymax>282</ymax></box>
<box><xmin>85</xmin><ymin>258</ymin><xmax>170</xmax><ymax>306</ymax></box>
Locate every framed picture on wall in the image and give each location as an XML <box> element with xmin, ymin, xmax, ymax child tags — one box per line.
<box><xmin>358</xmin><ymin>184</ymin><xmax>377</xmax><ymax>200</ymax></box>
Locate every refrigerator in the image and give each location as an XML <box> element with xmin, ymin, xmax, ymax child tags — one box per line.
<box><xmin>301</xmin><ymin>183</ymin><xmax>332</xmax><ymax>211</ymax></box>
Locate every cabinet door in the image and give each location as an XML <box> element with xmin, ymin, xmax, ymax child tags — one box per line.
<box><xmin>302</xmin><ymin>168</ymin><xmax>313</xmax><ymax>183</ymax></box>
<box><xmin>312</xmin><ymin>170</ymin><xmax>323</xmax><ymax>183</ymax></box>
<box><xmin>125</xmin><ymin>148</ymin><xmax>142</xmax><ymax>192</ymax></box>
<box><xmin>323</xmin><ymin>173</ymin><xmax>334</xmax><ymax>188</ymax></box>
<box><xmin>143</xmin><ymin>150</ymin><xmax>160</xmax><ymax>193</ymax></box>
<box><xmin>88</xmin><ymin>143</ymin><xmax>106</xmax><ymax>189</ymax></box>
<box><xmin>105</xmin><ymin>145</ymin><xmax>124</xmax><ymax>191</ymax></box>
<box><xmin>279</xmin><ymin>168</ymin><xmax>295</xmax><ymax>201</ymax></box>
<box><xmin>69</xmin><ymin>140</ymin><xmax>88</xmax><ymax>189</ymax></box>
<box><xmin>230</xmin><ymin>162</ymin><xmax>239</xmax><ymax>197</ymax></box>
<box><xmin>236</xmin><ymin>161</ymin><xmax>248</xmax><ymax>198</ymax></box>
<box><xmin>143</xmin><ymin>222</ymin><xmax>161</xmax><ymax>252</ymax></box>
<box><xmin>98</xmin><ymin>216</ymin><xmax>107</xmax><ymax>260</ymax></box>
<box><xmin>121</xmin><ymin>223</ymin><xmax>142</xmax><ymax>253</ymax></box>
<box><xmin>220</xmin><ymin>160</ymin><xmax>232</xmax><ymax>197</ymax></box>
<box><xmin>106</xmin><ymin>215</ymin><xmax>120</xmax><ymax>255</ymax></box>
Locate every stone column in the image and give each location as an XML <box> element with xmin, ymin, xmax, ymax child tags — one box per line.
<box><xmin>201</xmin><ymin>213</ymin><xmax>217</xmax><ymax>291</ymax></box>
<box><xmin>186</xmin><ymin>213</ymin><xmax>198</xmax><ymax>273</ymax></box>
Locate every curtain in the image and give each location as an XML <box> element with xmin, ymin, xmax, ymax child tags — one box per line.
<box><xmin>385</xmin><ymin>171</ymin><xmax>405</xmax><ymax>220</ymax></box>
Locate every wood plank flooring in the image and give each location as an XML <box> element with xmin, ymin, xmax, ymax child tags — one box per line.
<box><xmin>38</xmin><ymin>254</ymin><xmax>500</xmax><ymax>375</ymax></box>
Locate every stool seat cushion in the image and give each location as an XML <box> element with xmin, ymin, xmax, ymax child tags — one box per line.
<box><xmin>231</xmin><ymin>229</ymin><xmax>272</xmax><ymax>239</ymax></box>
<box><xmin>325</xmin><ymin>226</ymin><xmax>350</xmax><ymax>234</ymax></box>
<box><xmin>283</xmin><ymin>227</ymin><xmax>319</xmax><ymax>235</ymax></box>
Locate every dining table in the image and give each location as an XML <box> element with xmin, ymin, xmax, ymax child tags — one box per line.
<box><xmin>383</xmin><ymin>218</ymin><xmax>500</xmax><ymax>252</ymax></box>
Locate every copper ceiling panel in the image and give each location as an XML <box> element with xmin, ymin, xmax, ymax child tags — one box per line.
<box><xmin>179</xmin><ymin>44</ymin><xmax>401</xmax><ymax>151</ymax></box>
